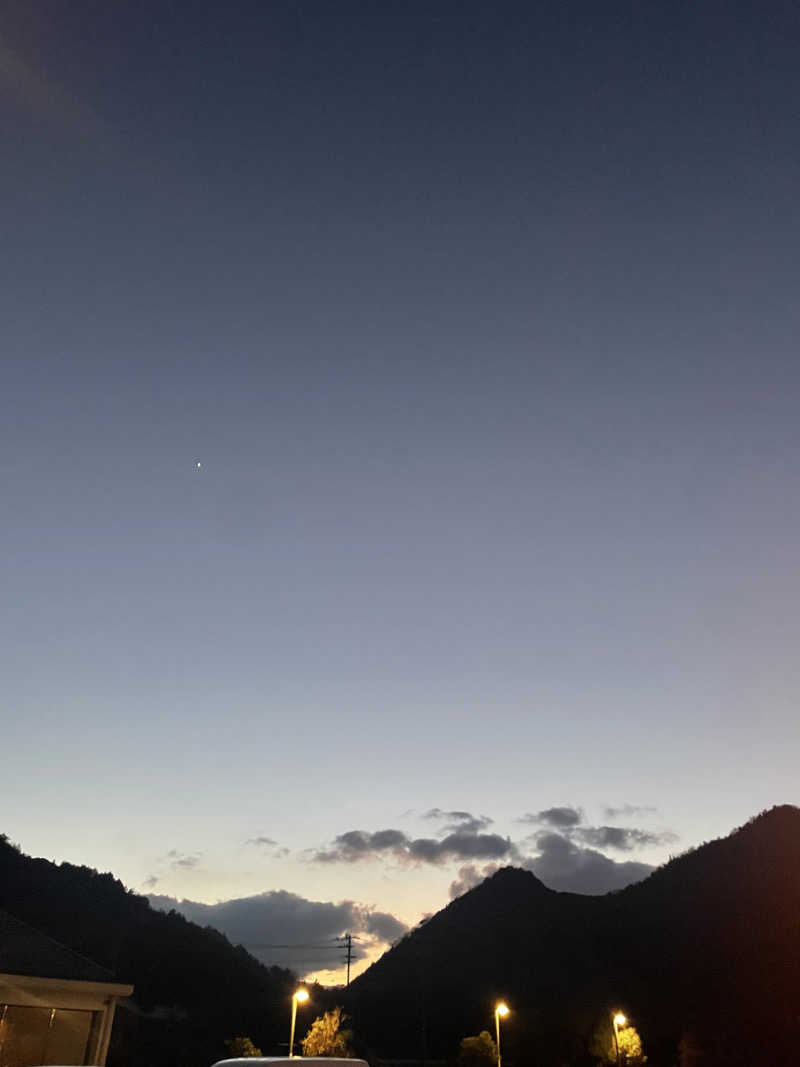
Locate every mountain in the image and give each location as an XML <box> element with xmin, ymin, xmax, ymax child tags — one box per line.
<box><xmin>346</xmin><ymin>806</ymin><xmax>800</xmax><ymax>1067</ymax></box>
<box><xmin>0</xmin><ymin>835</ymin><xmax>296</xmax><ymax>1067</ymax></box>
<box><xmin>3</xmin><ymin>808</ymin><xmax>798</xmax><ymax>1067</ymax></box>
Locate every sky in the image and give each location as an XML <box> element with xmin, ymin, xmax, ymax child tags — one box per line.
<box><xmin>2</xmin><ymin>0</ymin><xmax>799</xmax><ymax>984</ymax></box>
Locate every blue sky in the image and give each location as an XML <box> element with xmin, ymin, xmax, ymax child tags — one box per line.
<box><xmin>2</xmin><ymin>0</ymin><xmax>799</xmax><ymax>982</ymax></box>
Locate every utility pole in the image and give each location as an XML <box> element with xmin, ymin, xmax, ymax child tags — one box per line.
<box><xmin>344</xmin><ymin>933</ymin><xmax>352</xmax><ymax>986</ymax></box>
<box><xmin>335</xmin><ymin>933</ymin><xmax>355</xmax><ymax>985</ymax></box>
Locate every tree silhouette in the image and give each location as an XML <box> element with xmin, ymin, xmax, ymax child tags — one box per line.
<box><xmin>301</xmin><ymin>1007</ymin><xmax>353</xmax><ymax>1057</ymax></box>
<box><xmin>457</xmin><ymin>1031</ymin><xmax>497</xmax><ymax>1067</ymax></box>
<box><xmin>615</xmin><ymin>1024</ymin><xmax>645</xmax><ymax>1065</ymax></box>
<box><xmin>224</xmin><ymin>1037</ymin><xmax>262</xmax><ymax>1057</ymax></box>
<box><xmin>0</xmin><ymin>834</ymin><xmax>296</xmax><ymax>1067</ymax></box>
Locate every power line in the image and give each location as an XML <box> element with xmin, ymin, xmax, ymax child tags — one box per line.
<box><xmin>262</xmin><ymin>960</ymin><xmax>348</xmax><ymax>967</ymax></box>
<box><xmin>252</xmin><ymin>933</ymin><xmax>365</xmax><ymax>980</ymax></box>
<box><xmin>250</xmin><ymin>943</ymin><xmax>343</xmax><ymax>950</ymax></box>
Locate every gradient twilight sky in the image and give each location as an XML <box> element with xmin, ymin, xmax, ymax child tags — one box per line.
<box><xmin>2</xmin><ymin>0</ymin><xmax>799</xmax><ymax>982</ymax></box>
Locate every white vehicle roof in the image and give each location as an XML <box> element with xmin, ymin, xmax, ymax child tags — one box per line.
<box><xmin>212</xmin><ymin>1060</ymin><xmax>368</xmax><ymax>1067</ymax></box>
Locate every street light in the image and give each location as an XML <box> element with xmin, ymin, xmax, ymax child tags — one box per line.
<box><xmin>494</xmin><ymin>1002</ymin><xmax>509</xmax><ymax>1067</ymax></box>
<box><xmin>612</xmin><ymin>1013</ymin><xmax>626</xmax><ymax>1067</ymax></box>
<box><xmin>289</xmin><ymin>989</ymin><xmax>309</xmax><ymax>1058</ymax></box>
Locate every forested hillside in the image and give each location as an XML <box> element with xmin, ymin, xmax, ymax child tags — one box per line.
<box><xmin>0</xmin><ymin>835</ymin><xmax>295</xmax><ymax>1067</ymax></box>
<box><xmin>348</xmin><ymin>806</ymin><xmax>800</xmax><ymax>1067</ymax></box>
<box><xmin>3</xmin><ymin>807</ymin><xmax>799</xmax><ymax>1067</ymax></box>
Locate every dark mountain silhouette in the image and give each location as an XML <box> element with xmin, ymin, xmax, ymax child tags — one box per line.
<box><xmin>0</xmin><ymin>834</ymin><xmax>296</xmax><ymax>1067</ymax></box>
<box><xmin>347</xmin><ymin>806</ymin><xmax>800</xmax><ymax>1066</ymax></box>
<box><xmin>2</xmin><ymin>808</ymin><xmax>798</xmax><ymax>1067</ymax></box>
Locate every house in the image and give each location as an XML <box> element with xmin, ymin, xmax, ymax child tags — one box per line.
<box><xmin>0</xmin><ymin>909</ymin><xmax>133</xmax><ymax>1066</ymax></box>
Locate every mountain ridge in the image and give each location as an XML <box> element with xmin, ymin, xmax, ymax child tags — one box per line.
<box><xmin>1</xmin><ymin>807</ymin><xmax>797</xmax><ymax>1067</ymax></box>
<box><xmin>0</xmin><ymin>834</ymin><xmax>296</xmax><ymax>1067</ymax></box>
<box><xmin>347</xmin><ymin>805</ymin><xmax>800</xmax><ymax>1067</ymax></box>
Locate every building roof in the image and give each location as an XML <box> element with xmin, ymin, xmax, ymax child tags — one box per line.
<box><xmin>0</xmin><ymin>908</ymin><xmax>116</xmax><ymax>984</ymax></box>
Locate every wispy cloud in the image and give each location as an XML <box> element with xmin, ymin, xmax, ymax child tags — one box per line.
<box><xmin>574</xmin><ymin>826</ymin><xmax>677</xmax><ymax>851</ymax></box>
<box><xmin>243</xmin><ymin>836</ymin><xmax>290</xmax><ymax>860</ymax></box>
<box><xmin>423</xmin><ymin>809</ymin><xmax>493</xmax><ymax>835</ymax></box>
<box><xmin>604</xmin><ymin>804</ymin><xmax>658</xmax><ymax>819</ymax></box>
<box><xmin>163</xmin><ymin>849</ymin><xmax>202</xmax><ymax>870</ymax></box>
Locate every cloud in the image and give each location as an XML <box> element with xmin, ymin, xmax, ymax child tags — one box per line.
<box><xmin>148</xmin><ymin>889</ymin><xmax>408</xmax><ymax>978</ymax></box>
<box><xmin>516</xmin><ymin>808</ymin><xmax>675</xmax><ymax>859</ymax></box>
<box><xmin>449</xmin><ymin>863</ymin><xmax>501</xmax><ymax>899</ymax></box>
<box><xmin>574</xmin><ymin>826</ymin><xmax>678</xmax><ymax>851</ymax></box>
<box><xmin>523</xmin><ymin>832</ymin><xmax>653</xmax><ymax>894</ymax></box>
<box><xmin>314</xmin><ymin>829</ymin><xmax>408</xmax><ymax>862</ymax></box>
<box><xmin>244</xmin><ymin>836</ymin><xmax>289</xmax><ymax>858</ymax></box>
<box><xmin>520</xmin><ymin>807</ymin><xmax>584</xmax><ymax>828</ymax></box>
<box><xmin>313</xmin><ymin>828</ymin><xmax>514</xmax><ymax>865</ymax></box>
<box><xmin>409</xmin><ymin>833</ymin><xmax>514</xmax><ymax>863</ymax></box>
<box><xmin>604</xmin><ymin>804</ymin><xmax>658</xmax><ymax>819</ymax></box>
<box><xmin>141</xmin><ymin>875</ymin><xmax>159</xmax><ymax>890</ymax></box>
<box><xmin>164</xmin><ymin>849</ymin><xmax>201</xmax><ymax>870</ymax></box>
<box><xmin>423</xmin><ymin>809</ymin><xmax>493</xmax><ymax>835</ymax></box>
<box><xmin>363</xmin><ymin>910</ymin><xmax>408</xmax><ymax>943</ymax></box>
<box><xmin>310</xmin><ymin>805</ymin><xmax>674</xmax><ymax>897</ymax></box>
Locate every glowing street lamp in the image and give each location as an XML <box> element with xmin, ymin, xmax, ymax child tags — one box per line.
<box><xmin>612</xmin><ymin>1013</ymin><xmax>626</xmax><ymax>1067</ymax></box>
<box><xmin>289</xmin><ymin>988</ymin><xmax>309</xmax><ymax>1058</ymax></box>
<box><xmin>494</xmin><ymin>1002</ymin><xmax>509</xmax><ymax>1067</ymax></box>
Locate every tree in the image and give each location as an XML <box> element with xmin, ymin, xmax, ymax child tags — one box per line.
<box><xmin>590</xmin><ymin>1019</ymin><xmax>646</xmax><ymax>1066</ymax></box>
<box><xmin>224</xmin><ymin>1037</ymin><xmax>263</xmax><ymax>1057</ymax></box>
<box><xmin>615</xmin><ymin>1025</ymin><xmax>645</xmax><ymax>1064</ymax></box>
<box><xmin>457</xmin><ymin>1031</ymin><xmax>497</xmax><ymax>1067</ymax></box>
<box><xmin>301</xmin><ymin>1007</ymin><xmax>353</xmax><ymax>1057</ymax></box>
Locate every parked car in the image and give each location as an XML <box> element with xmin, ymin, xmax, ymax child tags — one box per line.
<box><xmin>212</xmin><ymin>1059</ymin><xmax>368</xmax><ymax>1067</ymax></box>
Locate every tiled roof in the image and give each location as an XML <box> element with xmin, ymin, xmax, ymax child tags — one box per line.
<box><xmin>0</xmin><ymin>908</ymin><xmax>115</xmax><ymax>984</ymax></box>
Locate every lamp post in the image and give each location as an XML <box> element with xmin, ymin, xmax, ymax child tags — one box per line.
<box><xmin>494</xmin><ymin>1002</ymin><xmax>509</xmax><ymax>1067</ymax></box>
<box><xmin>612</xmin><ymin>1013</ymin><xmax>626</xmax><ymax>1067</ymax></box>
<box><xmin>289</xmin><ymin>989</ymin><xmax>309</xmax><ymax>1058</ymax></box>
